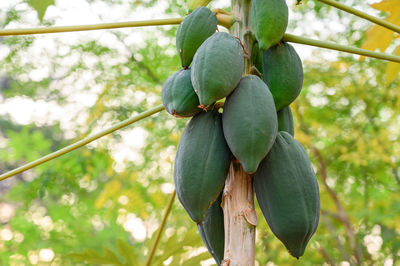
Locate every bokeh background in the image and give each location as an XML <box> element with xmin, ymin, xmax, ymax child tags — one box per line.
<box><xmin>0</xmin><ymin>0</ymin><xmax>399</xmax><ymax>265</ymax></box>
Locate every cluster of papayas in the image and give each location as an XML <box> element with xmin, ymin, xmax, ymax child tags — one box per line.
<box><xmin>160</xmin><ymin>1</ymin><xmax>320</xmax><ymax>263</ymax></box>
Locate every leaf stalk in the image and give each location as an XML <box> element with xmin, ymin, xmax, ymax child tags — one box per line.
<box><xmin>0</xmin><ymin>105</ymin><xmax>165</xmax><ymax>181</ymax></box>
<box><xmin>0</xmin><ymin>18</ymin><xmax>183</xmax><ymax>36</ymax></box>
<box><xmin>316</xmin><ymin>0</ymin><xmax>400</xmax><ymax>34</ymax></box>
<box><xmin>283</xmin><ymin>33</ymin><xmax>400</xmax><ymax>63</ymax></box>
<box><xmin>145</xmin><ymin>190</ymin><xmax>176</xmax><ymax>266</ymax></box>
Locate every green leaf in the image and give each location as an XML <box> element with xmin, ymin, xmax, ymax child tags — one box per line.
<box><xmin>152</xmin><ymin>228</ymin><xmax>203</xmax><ymax>265</ymax></box>
<box><xmin>103</xmin><ymin>247</ymin><xmax>123</xmax><ymax>265</ymax></box>
<box><xmin>26</xmin><ymin>0</ymin><xmax>54</xmax><ymax>22</ymax></box>
<box><xmin>116</xmin><ymin>239</ymin><xmax>138</xmax><ymax>266</ymax></box>
<box><xmin>67</xmin><ymin>248</ymin><xmax>123</xmax><ymax>265</ymax></box>
<box><xmin>178</xmin><ymin>252</ymin><xmax>211</xmax><ymax>266</ymax></box>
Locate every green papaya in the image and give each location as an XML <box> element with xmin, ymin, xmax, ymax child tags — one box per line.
<box><xmin>191</xmin><ymin>32</ymin><xmax>244</xmax><ymax>108</ymax></box>
<box><xmin>250</xmin><ymin>0</ymin><xmax>288</xmax><ymax>51</ymax></box>
<box><xmin>222</xmin><ymin>75</ymin><xmax>277</xmax><ymax>174</ymax></box>
<box><xmin>254</xmin><ymin>132</ymin><xmax>320</xmax><ymax>258</ymax></box>
<box><xmin>198</xmin><ymin>193</ymin><xmax>224</xmax><ymax>265</ymax></box>
<box><xmin>251</xmin><ymin>42</ymin><xmax>263</xmax><ymax>74</ymax></box>
<box><xmin>277</xmin><ymin>106</ymin><xmax>294</xmax><ymax>136</ymax></box>
<box><xmin>162</xmin><ymin>68</ymin><xmax>201</xmax><ymax>118</ymax></box>
<box><xmin>174</xmin><ymin>111</ymin><xmax>232</xmax><ymax>223</ymax></box>
<box><xmin>176</xmin><ymin>7</ymin><xmax>218</xmax><ymax>68</ymax></box>
<box><xmin>262</xmin><ymin>42</ymin><xmax>303</xmax><ymax>111</ymax></box>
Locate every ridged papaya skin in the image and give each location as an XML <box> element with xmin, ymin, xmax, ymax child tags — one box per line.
<box><xmin>198</xmin><ymin>193</ymin><xmax>224</xmax><ymax>265</ymax></box>
<box><xmin>176</xmin><ymin>7</ymin><xmax>217</xmax><ymax>68</ymax></box>
<box><xmin>251</xmin><ymin>0</ymin><xmax>288</xmax><ymax>51</ymax></box>
<box><xmin>254</xmin><ymin>132</ymin><xmax>320</xmax><ymax>258</ymax></box>
<box><xmin>222</xmin><ymin>75</ymin><xmax>278</xmax><ymax>174</ymax></box>
<box><xmin>161</xmin><ymin>68</ymin><xmax>201</xmax><ymax>118</ymax></box>
<box><xmin>277</xmin><ymin>106</ymin><xmax>294</xmax><ymax>136</ymax></box>
<box><xmin>174</xmin><ymin>111</ymin><xmax>232</xmax><ymax>223</ymax></box>
<box><xmin>262</xmin><ymin>42</ymin><xmax>304</xmax><ymax>111</ymax></box>
<box><xmin>191</xmin><ymin>32</ymin><xmax>244</xmax><ymax>108</ymax></box>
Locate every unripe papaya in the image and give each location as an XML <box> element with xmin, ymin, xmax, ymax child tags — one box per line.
<box><xmin>262</xmin><ymin>42</ymin><xmax>303</xmax><ymax>111</ymax></box>
<box><xmin>250</xmin><ymin>0</ymin><xmax>288</xmax><ymax>51</ymax></box>
<box><xmin>176</xmin><ymin>7</ymin><xmax>217</xmax><ymax>68</ymax></box>
<box><xmin>198</xmin><ymin>193</ymin><xmax>224</xmax><ymax>265</ymax></box>
<box><xmin>222</xmin><ymin>75</ymin><xmax>277</xmax><ymax>174</ymax></box>
<box><xmin>174</xmin><ymin>111</ymin><xmax>232</xmax><ymax>223</ymax></box>
<box><xmin>277</xmin><ymin>106</ymin><xmax>294</xmax><ymax>136</ymax></box>
<box><xmin>191</xmin><ymin>32</ymin><xmax>244</xmax><ymax>108</ymax></box>
<box><xmin>251</xmin><ymin>42</ymin><xmax>263</xmax><ymax>74</ymax></box>
<box><xmin>254</xmin><ymin>132</ymin><xmax>320</xmax><ymax>258</ymax></box>
<box><xmin>162</xmin><ymin>68</ymin><xmax>201</xmax><ymax>118</ymax></box>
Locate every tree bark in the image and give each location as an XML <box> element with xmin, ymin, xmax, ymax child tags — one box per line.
<box><xmin>221</xmin><ymin>1</ymin><xmax>257</xmax><ymax>265</ymax></box>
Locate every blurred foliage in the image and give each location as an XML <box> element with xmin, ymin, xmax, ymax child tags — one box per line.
<box><xmin>0</xmin><ymin>0</ymin><xmax>399</xmax><ymax>265</ymax></box>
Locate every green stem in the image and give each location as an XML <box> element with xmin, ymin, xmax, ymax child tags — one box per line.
<box><xmin>0</xmin><ymin>18</ymin><xmax>183</xmax><ymax>36</ymax></box>
<box><xmin>145</xmin><ymin>190</ymin><xmax>176</xmax><ymax>266</ymax></box>
<box><xmin>316</xmin><ymin>0</ymin><xmax>400</xmax><ymax>34</ymax></box>
<box><xmin>0</xmin><ymin>105</ymin><xmax>165</xmax><ymax>181</ymax></box>
<box><xmin>283</xmin><ymin>33</ymin><xmax>400</xmax><ymax>63</ymax></box>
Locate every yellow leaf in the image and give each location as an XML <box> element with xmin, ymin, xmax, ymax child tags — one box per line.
<box><xmin>361</xmin><ymin>24</ymin><xmax>394</xmax><ymax>53</ymax></box>
<box><xmin>386</xmin><ymin>45</ymin><xmax>400</xmax><ymax>85</ymax></box>
<box><xmin>371</xmin><ymin>0</ymin><xmax>399</xmax><ymax>12</ymax></box>
<box><xmin>361</xmin><ymin>0</ymin><xmax>400</xmax><ymax>58</ymax></box>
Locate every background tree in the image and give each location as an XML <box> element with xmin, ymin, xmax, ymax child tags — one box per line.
<box><xmin>0</xmin><ymin>0</ymin><xmax>398</xmax><ymax>265</ymax></box>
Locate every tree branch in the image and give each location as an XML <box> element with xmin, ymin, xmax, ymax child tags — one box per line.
<box><xmin>317</xmin><ymin>244</ymin><xmax>337</xmax><ymax>266</ymax></box>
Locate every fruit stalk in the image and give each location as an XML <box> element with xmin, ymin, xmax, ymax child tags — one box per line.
<box><xmin>221</xmin><ymin>0</ymin><xmax>257</xmax><ymax>265</ymax></box>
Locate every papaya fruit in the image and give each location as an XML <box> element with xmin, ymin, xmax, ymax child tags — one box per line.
<box><xmin>262</xmin><ymin>42</ymin><xmax>303</xmax><ymax>111</ymax></box>
<box><xmin>174</xmin><ymin>111</ymin><xmax>232</xmax><ymax>223</ymax></box>
<box><xmin>251</xmin><ymin>42</ymin><xmax>263</xmax><ymax>74</ymax></box>
<box><xmin>222</xmin><ymin>75</ymin><xmax>277</xmax><ymax>174</ymax></box>
<box><xmin>250</xmin><ymin>0</ymin><xmax>288</xmax><ymax>51</ymax></box>
<box><xmin>161</xmin><ymin>68</ymin><xmax>201</xmax><ymax>118</ymax></box>
<box><xmin>254</xmin><ymin>131</ymin><xmax>320</xmax><ymax>258</ymax></box>
<box><xmin>277</xmin><ymin>106</ymin><xmax>294</xmax><ymax>136</ymax></box>
<box><xmin>176</xmin><ymin>7</ymin><xmax>217</xmax><ymax>68</ymax></box>
<box><xmin>198</xmin><ymin>193</ymin><xmax>224</xmax><ymax>265</ymax></box>
<box><xmin>191</xmin><ymin>32</ymin><xmax>244</xmax><ymax>108</ymax></box>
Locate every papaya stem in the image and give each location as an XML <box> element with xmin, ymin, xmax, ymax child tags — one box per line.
<box><xmin>249</xmin><ymin>66</ymin><xmax>262</xmax><ymax>79</ymax></box>
<box><xmin>283</xmin><ymin>33</ymin><xmax>400</xmax><ymax>63</ymax></box>
<box><xmin>315</xmin><ymin>0</ymin><xmax>400</xmax><ymax>34</ymax></box>
<box><xmin>0</xmin><ymin>105</ymin><xmax>165</xmax><ymax>181</ymax></box>
<box><xmin>222</xmin><ymin>162</ymin><xmax>256</xmax><ymax>265</ymax></box>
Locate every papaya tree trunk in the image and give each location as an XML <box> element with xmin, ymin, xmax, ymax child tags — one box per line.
<box><xmin>221</xmin><ymin>1</ymin><xmax>257</xmax><ymax>265</ymax></box>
